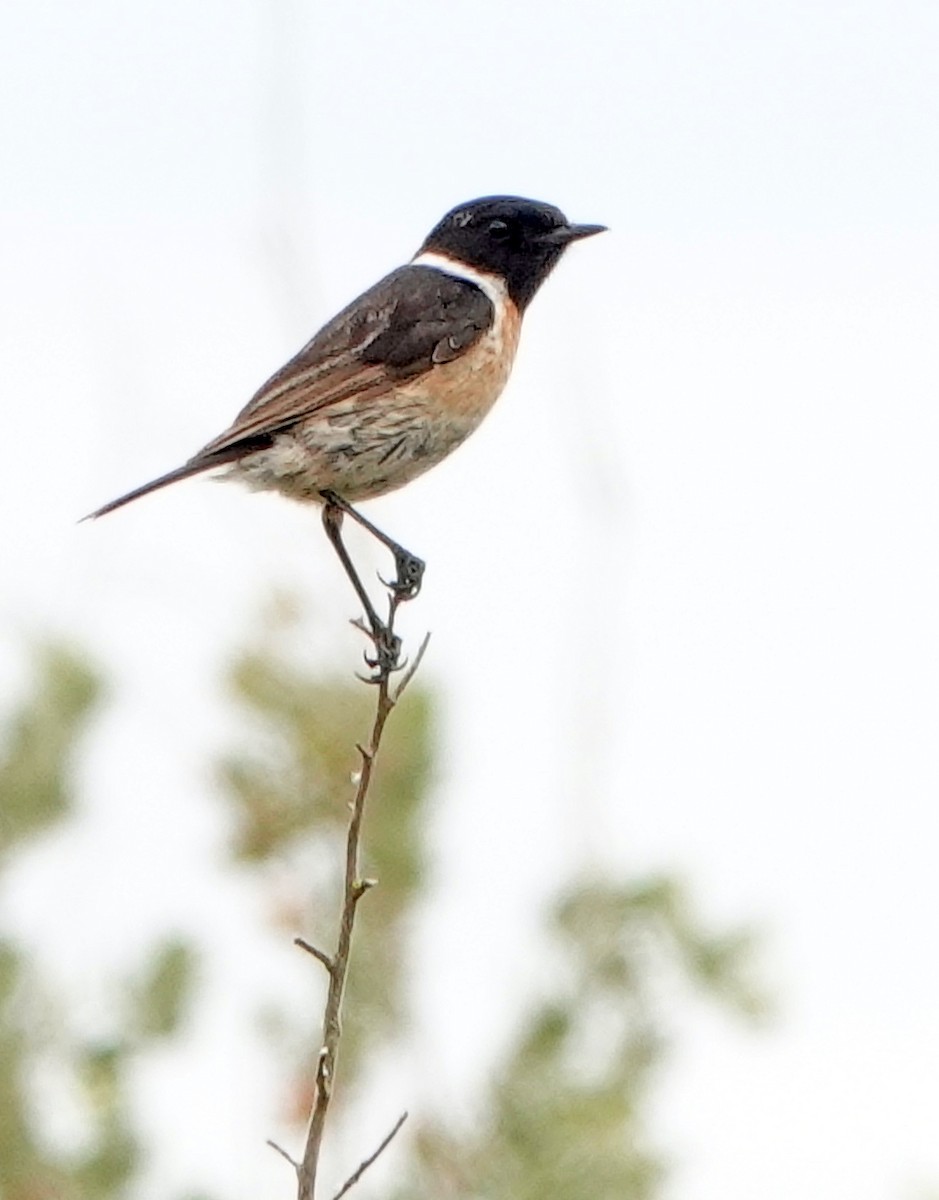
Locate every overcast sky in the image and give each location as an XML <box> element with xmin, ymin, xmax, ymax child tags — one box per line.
<box><xmin>3</xmin><ymin>2</ymin><xmax>939</xmax><ymax>1198</ymax></box>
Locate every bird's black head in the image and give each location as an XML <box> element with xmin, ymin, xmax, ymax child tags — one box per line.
<box><xmin>418</xmin><ymin>196</ymin><xmax>606</xmax><ymax>311</ymax></box>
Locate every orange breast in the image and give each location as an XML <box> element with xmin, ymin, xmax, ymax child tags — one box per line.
<box><xmin>402</xmin><ymin>296</ymin><xmax>522</xmax><ymax>423</ymax></box>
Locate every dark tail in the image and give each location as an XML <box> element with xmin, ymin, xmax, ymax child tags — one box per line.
<box><xmin>82</xmin><ymin>434</ymin><xmax>276</xmax><ymax>521</ymax></box>
<box><xmin>82</xmin><ymin>460</ymin><xmax>214</xmax><ymax>521</ymax></box>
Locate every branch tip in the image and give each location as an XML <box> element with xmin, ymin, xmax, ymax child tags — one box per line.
<box><xmin>331</xmin><ymin>1111</ymin><xmax>409</xmax><ymax>1200</ymax></box>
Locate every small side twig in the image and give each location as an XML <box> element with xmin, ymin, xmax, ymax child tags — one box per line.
<box><xmin>294</xmin><ymin>937</ymin><xmax>334</xmax><ymax>974</ymax></box>
<box><xmin>267</xmin><ymin>1139</ymin><xmax>300</xmax><ymax>1170</ymax></box>
<box><xmin>331</xmin><ymin>1111</ymin><xmax>409</xmax><ymax>1200</ymax></box>
<box><xmin>393</xmin><ymin>631</ymin><xmax>431</xmax><ymax>701</ymax></box>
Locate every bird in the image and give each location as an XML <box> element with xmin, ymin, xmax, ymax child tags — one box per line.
<box><xmin>87</xmin><ymin>195</ymin><xmax>606</xmax><ymax>660</ymax></box>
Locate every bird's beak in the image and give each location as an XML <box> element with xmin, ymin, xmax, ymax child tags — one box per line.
<box><xmin>539</xmin><ymin>222</ymin><xmax>608</xmax><ymax>246</ymax></box>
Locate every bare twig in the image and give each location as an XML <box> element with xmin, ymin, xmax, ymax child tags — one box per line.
<box><xmin>267</xmin><ymin>1139</ymin><xmax>300</xmax><ymax>1170</ymax></box>
<box><xmin>294</xmin><ymin>937</ymin><xmax>334</xmax><ymax>974</ymax></box>
<box><xmin>332</xmin><ymin>1111</ymin><xmax>409</xmax><ymax>1200</ymax></box>
<box><xmin>393</xmin><ymin>632</ymin><xmax>432</xmax><ymax>702</ymax></box>
<box><xmin>289</xmin><ymin>585</ymin><xmax>426</xmax><ymax>1200</ymax></box>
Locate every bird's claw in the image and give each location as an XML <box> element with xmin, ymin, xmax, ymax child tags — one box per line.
<box><xmin>388</xmin><ymin>549</ymin><xmax>425</xmax><ymax>599</ymax></box>
<box><xmin>351</xmin><ymin>617</ymin><xmax>403</xmax><ymax>679</ymax></box>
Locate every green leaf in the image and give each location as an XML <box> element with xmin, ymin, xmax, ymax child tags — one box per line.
<box><xmin>131</xmin><ymin>939</ymin><xmax>197</xmax><ymax>1039</ymax></box>
<box><xmin>0</xmin><ymin>643</ymin><xmax>101</xmax><ymax>856</ymax></box>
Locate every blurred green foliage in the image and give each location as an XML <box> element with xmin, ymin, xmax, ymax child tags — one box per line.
<box><xmin>0</xmin><ymin>644</ymin><xmax>196</xmax><ymax>1200</ymax></box>
<box><xmin>131</xmin><ymin>939</ymin><xmax>197</xmax><ymax>1040</ymax></box>
<box><xmin>401</xmin><ymin>878</ymin><xmax>763</xmax><ymax>1200</ymax></box>
<box><xmin>0</xmin><ymin>615</ymin><xmax>768</xmax><ymax>1199</ymax></box>
<box><xmin>0</xmin><ymin>644</ymin><xmax>100</xmax><ymax>858</ymax></box>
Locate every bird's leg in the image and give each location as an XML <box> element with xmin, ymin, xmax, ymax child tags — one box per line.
<box><xmin>321</xmin><ymin>503</ymin><xmax>401</xmax><ymax>673</ymax></box>
<box><xmin>319</xmin><ymin>490</ymin><xmax>425</xmax><ymax>600</ymax></box>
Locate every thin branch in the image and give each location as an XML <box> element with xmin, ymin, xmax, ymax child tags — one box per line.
<box><xmin>393</xmin><ymin>632</ymin><xmax>432</xmax><ymax>702</ymax></box>
<box><xmin>332</xmin><ymin>1112</ymin><xmax>409</xmax><ymax>1200</ymax></box>
<box><xmin>267</xmin><ymin>1139</ymin><xmax>300</xmax><ymax>1171</ymax></box>
<box><xmin>294</xmin><ymin>586</ymin><xmax>427</xmax><ymax>1200</ymax></box>
<box><xmin>294</xmin><ymin>937</ymin><xmax>334</xmax><ymax>974</ymax></box>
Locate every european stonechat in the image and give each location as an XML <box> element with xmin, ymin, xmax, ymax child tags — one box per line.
<box><xmin>88</xmin><ymin>196</ymin><xmax>606</xmax><ymax>658</ymax></box>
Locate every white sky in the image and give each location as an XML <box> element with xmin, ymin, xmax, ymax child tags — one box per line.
<box><xmin>2</xmin><ymin>1</ymin><xmax>939</xmax><ymax>1197</ymax></box>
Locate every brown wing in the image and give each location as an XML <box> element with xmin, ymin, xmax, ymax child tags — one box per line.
<box><xmin>85</xmin><ymin>265</ymin><xmax>493</xmax><ymax>519</ymax></box>
<box><xmin>191</xmin><ymin>265</ymin><xmax>494</xmax><ymax>463</ymax></box>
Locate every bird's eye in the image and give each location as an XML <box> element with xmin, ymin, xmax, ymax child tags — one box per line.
<box><xmin>488</xmin><ymin>219</ymin><xmax>510</xmax><ymax>240</ymax></box>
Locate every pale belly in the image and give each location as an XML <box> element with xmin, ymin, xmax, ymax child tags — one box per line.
<box><xmin>228</xmin><ymin>363</ymin><xmax>511</xmax><ymax>503</ymax></box>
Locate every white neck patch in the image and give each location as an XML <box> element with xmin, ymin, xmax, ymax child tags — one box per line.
<box><xmin>410</xmin><ymin>251</ymin><xmax>508</xmax><ymax>308</ymax></box>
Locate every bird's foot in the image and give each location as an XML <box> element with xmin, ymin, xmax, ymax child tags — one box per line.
<box><xmin>379</xmin><ymin>549</ymin><xmax>425</xmax><ymax>600</ymax></box>
<box><xmin>352</xmin><ymin>617</ymin><xmax>404</xmax><ymax>681</ymax></box>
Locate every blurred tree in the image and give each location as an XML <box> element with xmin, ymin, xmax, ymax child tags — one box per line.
<box><xmin>0</xmin><ymin>618</ymin><xmax>766</xmax><ymax>1200</ymax></box>
<box><xmin>0</xmin><ymin>644</ymin><xmax>99</xmax><ymax>857</ymax></box>
<box><xmin>0</xmin><ymin>644</ymin><xmax>196</xmax><ymax>1200</ymax></box>
<box><xmin>400</xmin><ymin>878</ymin><xmax>763</xmax><ymax>1200</ymax></box>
